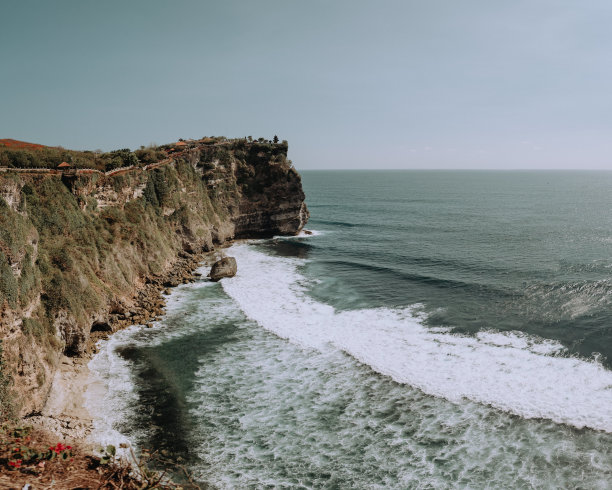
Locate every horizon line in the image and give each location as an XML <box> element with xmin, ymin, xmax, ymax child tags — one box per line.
<box><xmin>297</xmin><ymin>167</ymin><xmax>612</xmax><ymax>171</ymax></box>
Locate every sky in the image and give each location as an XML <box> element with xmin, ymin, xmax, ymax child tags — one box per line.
<box><xmin>2</xmin><ymin>0</ymin><xmax>612</xmax><ymax>169</ymax></box>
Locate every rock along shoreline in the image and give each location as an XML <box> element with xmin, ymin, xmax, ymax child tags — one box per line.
<box><xmin>24</xmin><ymin>243</ymin><xmax>232</xmax><ymax>449</ymax></box>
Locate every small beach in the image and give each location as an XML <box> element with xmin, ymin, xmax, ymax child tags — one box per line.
<box><xmin>26</xmin><ymin>250</ymin><xmax>223</xmax><ymax>452</ymax></box>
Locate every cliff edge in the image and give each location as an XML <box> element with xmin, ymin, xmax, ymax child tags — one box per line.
<box><xmin>0</xmin><ymin>137</ymin><xmax>308</xmax><ymax>417</ymax></box>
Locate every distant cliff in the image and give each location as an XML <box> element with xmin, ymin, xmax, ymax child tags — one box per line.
<box><xmin>0</xmin><ymin>138</ymin><xmax>308</xmax><ymax>417</ymax></box>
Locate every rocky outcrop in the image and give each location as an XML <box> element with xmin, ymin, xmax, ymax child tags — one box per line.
<box><xmin>209</xmin><ymin>257</ymin><xmax>237</xmax><ymax>281</ymax></box>
<box><xmin>197</xmin><ymin>140</ymin><xmax>309</xmax><ymax>238</ymax></box>
<box><xmin>0</xmin><ymin>138</ymin><xmax>308</xmax><ymax>417</ymax></box>
<box><xmin>230</xmin><ymin>159</ymin><xmax>309</xmax><ymax>238</ymax></box>
<box><xmin>233</xmin><ymin>178</ymin><xmax>309</xmax><ymax>238</ymax></box>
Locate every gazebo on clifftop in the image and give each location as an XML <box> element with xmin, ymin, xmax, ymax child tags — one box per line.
<box><xmin>57</xmin><ymin>161</ymin><xmax>76</xmax><ymax>176</ymax></box>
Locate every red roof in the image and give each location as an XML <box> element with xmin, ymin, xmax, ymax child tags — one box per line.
<box><xmin>175</xmin><ymin>141</ymin><xmax>187</xmax><ymax>146</ymax></box>
<box><xmin>58</xmin><ymin>162</ymin><xmax>71</xmax><ymax>168</ymax></box>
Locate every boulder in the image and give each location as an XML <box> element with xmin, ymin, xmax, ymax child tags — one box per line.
<box><xmin>209</xmin><ymin>257</ymin><xmax>237</xmax><ymax>281</ymax></box>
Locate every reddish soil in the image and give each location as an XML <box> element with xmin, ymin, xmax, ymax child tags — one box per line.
<box><xmin>0</xmin><ymin>139</ymin><xmax>51</xmax><ymax>150</ymax></box>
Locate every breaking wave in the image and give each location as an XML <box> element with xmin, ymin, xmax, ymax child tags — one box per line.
<box><xmin>221</xmin><ymin>244</ymin><xmax>612</xmax><ymax>432</ymax></box>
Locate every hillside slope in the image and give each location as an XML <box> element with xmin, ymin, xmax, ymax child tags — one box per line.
<box><xmin>0</xmin><ymin>138</ymin><xmax>308</xmax><ymax>417</ymax></box>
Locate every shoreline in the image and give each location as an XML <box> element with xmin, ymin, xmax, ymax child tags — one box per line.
<box><xmin>26</xmin><ymin>356</ymin><xmax>96</xmax><ymax>446</ymax></box>
<box><xmin>24</xmin><ymin>245</ymin><xmax>226</xmax><ymax>448</ymax></box>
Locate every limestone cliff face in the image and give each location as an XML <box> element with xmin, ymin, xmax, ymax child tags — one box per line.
<box><xmin>195</xmin><ymin>140</ymin><xmax>309</xmax><ymax>238</ymax></box>
<box><xmin>0</xmin><ymin>140</ymin><xmax>308</xmax><ymax>417</ymax></box>
<box><xmin>233</xmin><ymin>169</ymin><xmax>309</xmax><ymax>238</ymax></box>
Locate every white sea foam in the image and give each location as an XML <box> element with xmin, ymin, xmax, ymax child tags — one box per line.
<box><xmin>84</xmin><ymin>274</ymin><xmax>219</xmax><ymax>450</ymax></box>
<box><xmin>274</xmin><ymin>228</ymin><xmax>324</xmax><ymax>238</ymax></box>
<box><xmin>85</xmin><ymin>326</ymin><xmax>140</xmax><ymax>450</ymax></box>
<box><xmin>222</xmin><ymin>244</ymin><xmax>612</xmax><ymax>432</ymax></box>
<box><xmin>188</xmin><ymin>320</ymin><xmax>612</xmax><ymax>488</ymax></box>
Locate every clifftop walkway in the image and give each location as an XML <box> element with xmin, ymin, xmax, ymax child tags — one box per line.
<box><xmin>0</xmin><ymin>138</ymin><xmax>283</xmax><ymax>178</ymax></box>
<box><xmin>0</xmin><ymin>156</ymin><xmax>177</xmax><ymax>178</ymax></box>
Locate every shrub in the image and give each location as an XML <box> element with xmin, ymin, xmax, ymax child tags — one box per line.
<box><xmin>143</xmin><ymin>176</ymin><xmax>159</xmax><ymax>207</ymax></box>
<box><xmin>135</xmin><ymin>148</ymin><xmax>164</xmax><ymax>165</ymax></box>
<box><xmin>21</xmin><ymin>317</ymin><xmax>44</xmax><ymax>338</ymax></box>
<box><xmin>0</xmin><ymin>252</ymin><xmax>17</xmax><ymax>308</ymax></box>
<box><xmin>49</xmin><ymin>247</ymin><xmax>73</xmax><ymax>272</ymax></box>
<box><xmin>105</xmin><ymin>158</ymin><xmax>123</xmax><ymax>172</ymax></box>
<box><xmin>214</xmin><ymin>148</ymin><xmax>231</xmax><ymax>166</ymax></box>
<box><xmin>0</xmin><ymin>341</ymin><xmax>14</xmax><ymax>420</ymax></box>
<box><xmin>18</xmin><ymin>248</ymin><xmax>39</xmax><ymax>306</ymax></box>
<box><xmin>0</xmin><ymin>339</ymin><xmax>15</xmax><ymax>420</ymax></box>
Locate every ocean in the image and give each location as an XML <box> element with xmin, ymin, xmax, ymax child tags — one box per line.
<box><xmin>87</xmin><ymin>170</ymin><xmax>612</xmax><ymax>488</ymax></box>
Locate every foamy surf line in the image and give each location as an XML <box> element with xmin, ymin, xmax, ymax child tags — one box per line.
<box><xmin>222</xmin><ymin>243</ymin><xmax>612</xmax><ymax>433</ymax></box>
<box><xmin>274</xmin><ymin>228</ymin><xmax>324</xmax><ymax>239</ymax></box>
<box><xmin>85</xmin><ymin>326</ymin><xmax>139</xmax><ymax>451</ymax></box>
<box><xmin>84</xmin><ymin>273</ymin><xmax>218</xmax><ymax>451</ymax></box>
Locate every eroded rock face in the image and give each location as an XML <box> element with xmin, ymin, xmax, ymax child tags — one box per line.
<box><xmin>233</xmin><ymin>168</ymin><xmax>309</xmax><ymax>238</ymax></box>
<box><xmin>55</xmin><ymin>311</ymin><xmax>87</xmax><ymax>357</ymax></box>
<box><xmin>198</xmin><ymin>141</ymin><xmax>309</xmax><ymax>238</ymax></box>
<box><xmin>209</xmin><ymin>257</ymin><xmax>237</xmax><ymax>281</ymax></box>
<box><xmin>0</xmin><ymin>138</ymin><xmax>309</xmax><ymax>417</ymax></box>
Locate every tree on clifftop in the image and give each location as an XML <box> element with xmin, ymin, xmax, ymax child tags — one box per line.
<box><xmin>273</xmin><ymin>135</ymin><xmax>279</xmax><ymax>144</ymax></box>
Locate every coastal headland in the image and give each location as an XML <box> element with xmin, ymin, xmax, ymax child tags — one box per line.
<box><xmin>0</xmin><ymin>137</ymin><xmax>309</xmax><ymax>430</ymax></box>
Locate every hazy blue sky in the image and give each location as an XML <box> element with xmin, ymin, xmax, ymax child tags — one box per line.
<box><xmin>2</xmin><ymin>1</ymin><xmax>612</xmax><ymax>169</ymax></box>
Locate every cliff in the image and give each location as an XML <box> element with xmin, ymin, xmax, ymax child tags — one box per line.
<box><xmin>0</xmin><ymin>138</ymin><xmax>308</xmax><ymax>417</ymax></box>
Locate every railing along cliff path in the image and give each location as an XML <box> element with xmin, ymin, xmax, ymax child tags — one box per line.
<box><xmin>0</xmin><ymin>156</ymin><xmax>177</xmax><ymax>178</ymax></box>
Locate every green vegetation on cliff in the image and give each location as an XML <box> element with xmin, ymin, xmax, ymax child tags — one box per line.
<box><xmin>0</xmin><ymin>144</ymin><xmax>162</xmax><ymax>172</ymax></box>
<box><xmin>0</xmin><ymin>137</ymin><xmax>308</xmax><ymax>417</ymax></box>
<box><xmin>0</xmin><ymin>136</ymin><xmax>284</xmax><ymax>172</ymax></box>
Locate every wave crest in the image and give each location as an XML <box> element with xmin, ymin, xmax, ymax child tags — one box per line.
<box><xmin>221</xmin><ymin>244</ymin><xmax>612</xmax><ymax>432</ymax></box>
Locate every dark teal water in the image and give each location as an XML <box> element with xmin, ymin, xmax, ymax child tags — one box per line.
<box><xmin>89</xmin><ymin>171</ymin><xmax>612</xmax><ymax>489</ymax></box>
<box><xmin>302</xmin><ymin>171</ymin><xmax>612</xmax><ymax>364</ymax></box>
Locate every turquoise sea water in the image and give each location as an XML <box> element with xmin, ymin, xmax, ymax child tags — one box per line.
<box><xmin>88</xmin><ymin>171</ymin><xmax>612</xmax><ymax>488</ymax></box>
